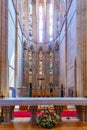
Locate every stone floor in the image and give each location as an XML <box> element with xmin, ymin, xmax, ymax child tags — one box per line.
<box><xmin>0</xmin><ymin>117</ymin><xmax>87</xmax><ymax>130</ymax></box>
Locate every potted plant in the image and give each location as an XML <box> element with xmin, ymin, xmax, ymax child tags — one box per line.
<box><xmin>36</xmin><ymin>107</ymin><xmax>60</xmax><ymax>129</ymax></box>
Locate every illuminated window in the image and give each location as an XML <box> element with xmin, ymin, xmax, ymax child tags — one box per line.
<box><xmin>49</xmin><ymin>50</ymin><xmax>53</xmax><ymax>75</ymax></box>
<box><xmin>39</xmin><ymin>50</ymin><xmax>43</xmax><ymax>75</ymax></box>
<box><xmin>49</xmin><ymin>3</ymin><xmax>53</xmax><ymax>41</ymax></box>
<box><xmin>49</xmin><ymin>50</ymin><xmax>53</xmax><ymax>83</ymax></box>
<box><xmin>29</xmin><ymin>49</ymin><xmax>32</xmax><ymax>74</ymax></box>
<box><xmin>28</xmin><ymin>0</ymin><xmax>33</xmax><ymax>39</ymax></box>
<box><xmin>39</xmin><ymin>5</ymin><xmax>43</xmax><ymax>43</ymax></box>
<box><xmin>60</xmin><ymin>0</ymin><xmax>66</xmax><ymax>27</ymax></box>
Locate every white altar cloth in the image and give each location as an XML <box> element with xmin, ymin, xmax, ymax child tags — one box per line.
<box><xmin>0</xmin><ymin>97</ymin><xmax>87</xmax><ymax>106</ymax></box>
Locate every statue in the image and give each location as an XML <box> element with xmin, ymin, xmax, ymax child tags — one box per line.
<box><xmin>50</xmin><ymin>83</ymin><xmax>53</xmax><ymax>93</ymax></box>
<box><xmin>29</xmin><ymin>83</ymin><xmax>32</xmax><ymax>97</ymax></box>
<box><xmin>61</xmin><ymin>84</ymin><xmax>64</xmax><ymax>97</ymax></box>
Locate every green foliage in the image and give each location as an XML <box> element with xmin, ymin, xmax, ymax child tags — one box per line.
<box><xmin>36</xmin><ymin>107</ymin><xmax>60</xmax><ymax>129</ymax></box>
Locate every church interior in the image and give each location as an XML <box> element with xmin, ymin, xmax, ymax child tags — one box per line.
<box><xmin>0</xmin><ymin>0</ymin><xmax>87</xmax><ymax>129</ymax></box>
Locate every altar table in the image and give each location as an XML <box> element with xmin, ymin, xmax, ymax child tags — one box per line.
<box><xmin>0</xmin><ymin>97</ymin><xmax>87</xmax><ymax>123</ymax></box>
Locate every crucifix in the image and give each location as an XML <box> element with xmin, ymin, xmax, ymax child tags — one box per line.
<box><xmin>37</xmin><ymin>77</ymin><xmax>45</xmax><ymax>96</ymax></box>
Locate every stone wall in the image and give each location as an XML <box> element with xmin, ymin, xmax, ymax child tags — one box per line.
<box><xmin>59</xmin><ymin>0</ymin><xmax>87</xmax><ymax>97</ymax></box>
<box><xmin>59</xmin><ymin>23</ymin><xmax>66</xmax><ymax>96</ymax></box>
<box><xmin>59</xmin><ymin>0</ymin><xmax>77</xmax><ymax>97</ymax></box>
<box><xmin>67</xmin><ymin>0</ymin><xmax>77</xmax><ymax>96</ymax></box>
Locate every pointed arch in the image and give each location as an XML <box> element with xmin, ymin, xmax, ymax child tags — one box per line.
<box><xmin>38</xmin><ymin>46</ymin><xmax>43</xmax><ymax>53</ymax></box>
<box><xmin>29</xmin><ymin>45</ymin><xmax>34</xmax><ymax>52</ymax></box>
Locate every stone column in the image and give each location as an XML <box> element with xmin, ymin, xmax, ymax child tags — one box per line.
<box><xmin>36</xmin><ymin>51</ymin><xmax>40</xmax><ymax>95</ymax></box>
<box><xmin>10</xmin><ymin>106</ymin><xmax>14</xmax><ymax>120</ymax></box>
<box><xmin>1</xmin><ymin>106</ymin><xmax>14</xmax><ymax>123</ymax></box>
<box><xmin>76</xmin><ymin>105</ymin><xmax>87</xmax><ymax>122</ymax></box>
<box><xmin>75</xmin><ymin>105</ymin><xmax>82</xmax><ymax>120</ymax></box>
<box><xmin>45</xmin><ymin>51</ymin><xmax>50</xmax><ymax>96</ymax></box>
<box><xmin>0</xmin><ymin>0</ymin><xmax>9</xmax><ymax>97</ymax></box>
<box><xmin>32</xmin><ymin>0</ymin><xmax>37</xmax><ymax>42</ymax></box>
<box><xmin>2</xmin><ymin>106</ymin><xmax>11</xmax><ymax>124</ymax></box>
<box><xmin>77</xmin><ymin>0</ymin><xmax>87</xmax><ymax>96</ymax></box>
<box><xmin>0</xmin><ymin>0</ymin><xmax>1</xmax><ymax>93</ymax></box>
<box><xmin>54</xmin><ymin>105</ymin><xmax>63</xmax><ymax>122</ymax></box>
<box><xmin>53</xmin><ymin>46</ymin><xmax>59</xmax><ymax>96</ymax></box>
<box><xmin>42</xmin><ymin>52</ymin><xmax>46</xmax><ymax>93</ymax></box>
<box><xmin>15</xmin><ymin>1</ymin><xmax>18</xmax><ymax>97</ymax></box>
<box><xmin>29</xmin><ymin>106</ymin><xmax>38</xmax><ymax>124</ymax></box>
<box><xmin>23</xmin><ymin>49</ymin><xmax>29</xmax><ymax>87</ymax></box>
<box><xmin>53</xmin><ymin>0</ymin><xmax>58</xmax><ymax>40</ymax></box>
<box><xmin>32</xmin><ymin>51</ymin><xmax>37</xmax><ymax>93</ymax></box>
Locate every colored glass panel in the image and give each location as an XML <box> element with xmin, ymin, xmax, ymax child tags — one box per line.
<box><xmin>28</xmin><ymin>1</ymin><xmax>32</xmax><ymax>39</ymax></box>
<box><xmin>49</xmin><ymin>3</ymin><xmax>53</xmax><ymax>41</ymax></box>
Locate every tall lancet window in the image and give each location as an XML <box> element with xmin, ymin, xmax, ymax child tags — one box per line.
<box><xmin>28</xmin><ymin>0</ymin><xmax>33</xmax><ymax>40</ymax></box>
<box><xmin>49</xmin><ymin>50</ymin><xmax>53</xmax><ymax>83</ymax></box>
<box><xmin>39</xmin><ymin>5</ymin><xmax>43</xmax><ymax>43</ymax></box>
<box><xmin>39</xmin><ymin>50</ymin><xmax>43</xmax><ymax>75</ymax></box>
<box><xmin>38</xmin><ymin>50</ymin><xmax>43</xmax><ymax>87</ymax></box>
<box><xmin>49</xmin><ymin>3</ymin><xmax>53</xmax><ymax>41</ymax></box>
<box><xmin>29</xmin><ymin>49</ymin><xmax>32</xmax><ymax>83</ymax></box>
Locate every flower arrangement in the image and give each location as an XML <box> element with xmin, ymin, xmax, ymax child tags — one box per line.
<box><xmin>36</xmin><ymin>107</ymin><xmax>60</xmax><ymax>129</ymax></box>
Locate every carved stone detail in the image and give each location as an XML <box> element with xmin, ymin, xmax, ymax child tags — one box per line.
<box><xmin>2</xmin><ymin>106</ymin><xmax>11</xmax><ymax>123</ymax></box>
<box><xmin>76</xmin><ymin>105</ymin><xmax>87</xmax><ymax>122</ymax></box>
<box><xmin>29</xmin><ymin>106</ymin><xmax>38</xmax><ymax>124</ymax></box>
<box><xmin>54</xmin><ymin>105</ymin><xmax>63</xmax><ymax>122</ymax></box>
<box><xmin>10</xmin><ymin>106</ymin><xmax>14</xmax><ymax>120</ymax></box>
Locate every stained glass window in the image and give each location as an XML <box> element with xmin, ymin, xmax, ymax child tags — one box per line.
<box><xmin>29</xmin><ymin>49</ymin><xmax>32</xmax><ymax>74</ymax></box>
<box><xmin>28</xmin><ymin>0</ymin><xmax>32</xmax><ymax>39</ymax></box>
<box><xmin>49</xmin><ymin>50</ymin><xmax>53</xmax><ymax>74</ymax></box>
<box><xmin>59</xmin><ymin>0</ymin><xmax>66</xmax><ymax>28</ymax></box>
<box><xmin>49</xmin><ymin>49</ymin><xmax>53</xmax><ymax>83</ymax></box>
<box><xmin>39</xmin><ymin>5</ymin><xmax>43</xmax><ymax>43</ymax></box>
<box><xmin>39</xmin><ymin>50</ymin><xmax>43</xmax><ymax>75</ymax></box>
<box><xmin>49</xmin><ymin>3</ymin><xmax>53</xmax><ymax>41</ymax></box>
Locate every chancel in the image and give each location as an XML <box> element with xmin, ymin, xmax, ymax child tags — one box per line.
<box><xmin>0</xmin><ymin>0</ymin><xmax>87</xmax><ymax>129</ymax></box>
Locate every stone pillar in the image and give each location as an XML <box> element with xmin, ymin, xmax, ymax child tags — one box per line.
<box><xmin>75</xmin><ymin>105</ymin><xmax>82</xmax><ymax>120</ymax></box>
<box><xmin>32</xmin><ymin>0</ymin><xmax>37</xmax><ymax>41</ymax></box>
<box><xmin>45</xmin><ymin>51</ymin><xmax>50</xmax><ymax>96</ymax></box>
<box><xmin>10</xmin><ymin>106</ymin><xmax>14</xmax><ymax>120</ymax></box>
<box><xmin>32</xmin><ymin>51</ymin><xmax>37</xmax><ymax>93</ymax></box>
<box><xmin>2</xmin><ymin>106</ymin><xmax>11</xmax><ymax>124</ymax></box>
<box><xmin>54</xmin><ymin>105</ymin><xmax>63</xmax><ymax>122</ymax></box>
<box><xmin>0</xmin><ymin>1</ymin><xmax>2</xmax><ymax>76</ymax></box>
<box><xmin>1</xmin><ymin>106</ymin><xmax>14</xmax><ymax>123</ymax></box>
<box><xmin>23</xmin><ymin>48</ymin><xmax>29</xmax><ymax>87</ymax></box>
<box><xmin>15</xmin><ymin>0</ymin><xmax>18</xmax><ymax>96</ymax></box>
<box><xmin>36</xmin><ymin>50</ymin><xmax>40</xmax><ymax>94</ymax></box>
<box><xmin>29</xmin><ymin>106</ymin><xmax>38</xmax><ymax>124</ymax></box>
<box><xmin>0</xmin><ymin>0</ymin><xmax>9</xmax><ymax>97</ymax></box>
<box><xmin>42</xmin><ymin>52</ymin><xmax>46</xmax><ymax>92</ymax></box>
<box><xmin>77</xmin><ymin>0</ymin><xmax>87</xmax><ymax>96</ymax></box>
<box><xmin>76</xmin><ymin>105</ymin><xmax>87</xmax><ymax>122</ymax></box>
<box><xmin>53</xmin><ymin>46</ymin><xmax>59</xmax><ymax>96</ymax></box>
<box><xmin>53</xmin><ymin>0</ymin><xmax>58</xmax><ymax>40</ymax></box>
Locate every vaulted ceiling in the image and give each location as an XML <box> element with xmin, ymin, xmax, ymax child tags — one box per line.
<box><xmin>16</xmin><ymin>0</ymin><xmax>65</xmax><ymax>43</ymax></box>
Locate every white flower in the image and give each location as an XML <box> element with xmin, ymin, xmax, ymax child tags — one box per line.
<box><xmin>36</xmin><ymin>107</ymin><xmax>60</xmax><ymax>128</ymax></box>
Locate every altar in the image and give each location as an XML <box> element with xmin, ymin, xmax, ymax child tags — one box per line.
<box><xmin>0</xmin><ymin>97</ymin><xmax>87</xmax><ymax>124</ymax></box>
